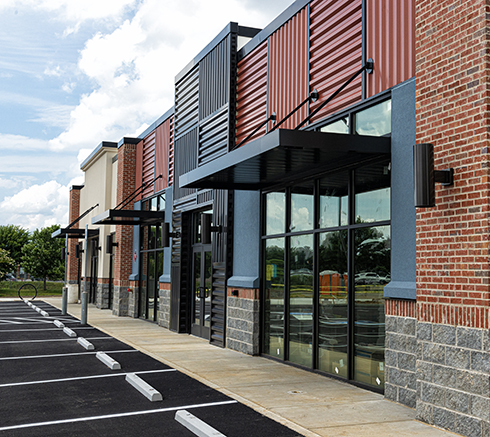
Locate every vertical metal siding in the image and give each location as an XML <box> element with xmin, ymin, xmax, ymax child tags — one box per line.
<box><xmin>309</xmin><ymin>0</ymin><xmax>363</xmax><ymax>123</ymax></box>
<box><xmin>173</xmin><ymin>127</ymin><xmax>198</xmax><ymax>200</ymax></box>
<box><xmin>199</xmin><ymin>37</ymin><xmax>230</xmax><ymax>121</ymax></box>
<box><xmin>135</xmin><ymin>140</ymin><xmax>143</xmax><ymax>202</ymax></box>
<box><xmin>175</xmin><ymin>66</ymin><xmax>199</xmax><ymax>137</ymax></box>
<box><xmin>235</xmin><ymin>43</ymin><xmax>268</xmax><ymax>147</ymax></box>
<box><xmin>365</xmin><ymin>0</ymin><xmax>415</xmax><ymax>97</ymax></box>
<box><xmin>168</xmin><ymin>115</ymin><xmax>174</xmax><ymax>187</ymax></box>
<box><xmin>268</xmin><ymin>7</ymin><xmax>309</xmax><ymax>130</ymax></box>
<box><xmin>141</xmin><ymin>130</ymin><xmax>156</xmax><ymax>199</ymax></box>
<box><xmin>155</xmin><ymin>119</ymin><xmax>170</xmax><ymax>193</ymax></box>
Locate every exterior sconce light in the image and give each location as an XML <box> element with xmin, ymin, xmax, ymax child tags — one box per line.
<box><xmin>75</xmin><ymin>244</ymin><xmax>83</xmax><ymax>258</ymax></box>
<box><xmin>413</xmin><ymin>143</ymin><xmax>454</xmax><ymax>208</ymax></box>
<box><xmin>201</xmin><ymin>213</ymin><xmax>222</xmax><ymax>245</ymax></box>
<box><xmin>61</xmin><ymin>247</ymin><xmax>67</xmax><ymax>260</ymax></box>
<box><xmin>106</xmin><ymin>234</ymin><xmax>118</xmax><ymax>255</ymax></box>
<box><xmin>161</xmin><ymin>222</ymin><xmax>180</xmax><ymax>248</ymax></box>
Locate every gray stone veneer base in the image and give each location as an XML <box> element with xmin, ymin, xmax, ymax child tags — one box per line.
<box><xmin>386</xmin><ymin>316</ymin><xmax>490</xmax><ymax>437</ymax></box>
<box><xmin>158</xmin><ymin>288</ymin><xmax>170</xmax><ymax>329</ymax></box>
<box><xmin>112</xmin><ymin>286</ymin><xmax>129</xmax><ymax>317</ymax></box>
<box><xmin>226</xmin><ymin>296</ymin><xmax>259</xmax><ymax>355</ymax></box>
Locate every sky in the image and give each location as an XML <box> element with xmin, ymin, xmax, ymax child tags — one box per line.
<box><xmin>0</xmin><ymin>0</ymin><xmax>293</xmax><ymax>232</ymax></box>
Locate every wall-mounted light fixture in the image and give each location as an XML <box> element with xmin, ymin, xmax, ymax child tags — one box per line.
<box><xmin>106</xmin><ymin>234</ymin><xmax>119</xmax><ymax>255</ymax></box>
<box><xmin>414</xmin><ymin>143</ymin><xmax>454</xmax><ymax>208</ymax></box>
<box><xmin>201</xmin><ymin>213</ymin><xmax>222</xmax><ymax>245</ymax></box>
<box><xmin>75</xmin><ymin>244</ymin><xmax>83</xmax><ymax>258</ymax></box>
<box><xmin>61</xmin><ymin>247</ymin><xmax>68</xmax><ymax>260</ymax></box>
<box><xmin>161</xmin><ymin>222</ymin><xmax>181</xmax><ymax>248</ymax></box>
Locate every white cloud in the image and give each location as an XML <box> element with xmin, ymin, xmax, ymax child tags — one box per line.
<box><xmin>0</xmin><ymin>180</ymin><xmax>69</xmax><ymax>230</ymax></box>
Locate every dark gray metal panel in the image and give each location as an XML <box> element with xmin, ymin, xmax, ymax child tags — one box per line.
<box><xmin>199</xmin><ymin>107</ymin><xmax>228</xmax><ymax>166</ymax></box>
<box><xmin>129</xmin><ymin>201</ymin><xmax>141</xmax><ymax>281</ymax></box>
<box><xmin>180</xmin><ymin>129</ymin><xmax>391</xmax><ymax>190</ymax></box>
<box><xmin>227</xmin><ymin>190</ymin><xmax>260</xmax><ymax>288</ymax></box>
<box><xmin>384</xmin><ymin>78</ymin><xmax>416</xmax><ymax>300</ymax></box>
<box><xmin>175</xmin><ymin>66</ymin><xmax>199</xmax><ymax>138</ymax></box>
<box><xmin>210</xmin><ymin>262</ymin><xmax>226</xmax><ymax>347</ymax></box>
<box><xmin>199</xmin><ymin>37</ymin><xmax>230</xmax><ymax>121</ymax></box>
<box><xmin>174</xmin><ymin>128</ymin><xmax>198</xmax><ymax>200</ymax></box>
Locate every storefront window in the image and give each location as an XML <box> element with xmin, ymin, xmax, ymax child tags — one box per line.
<box><xmin>354</xmin><ymin>225</ymin><xmax>390</xmax><ymax>388</ymax></box>
<box><xmin>355</xmin><ymin>161</ymin><xmax>391</xmax><ymax>223</ymax></box>
<box><xmin>288</xmin><ymin>234</ymin><xmax>313</xmax><ymax>368</ymax></box>
<box><xmin>355</xmin><ymin>100</ymin><xmax>391</xmax><ymax>137</ymax></box>
<box><xmin>266</xmin><ymin>192</ymin><xmax>285</xmax><ymax>235</ymax></box>
<box><xmin>319</xmin><ymin>172</ymin><xmax>349</xmax><ymax>228</ymax></box>
<box><xmin>321</xmin><ymin>117</ymin><xmax>349</xmax><ymax>134</ymax></box>
<box><xmin>264</xmin><ymin>238</ymin><xmax>285</xmax><ymax>358</ymax></box>
<box><xmin>318</xmin><ymin>231</ymin><xmax>348</xmax><ymax>378</ymax></box>
<box><xmin>290</xmin><ymin>185</ymin><xmax>314</xmax><ymax>232</ymax></box>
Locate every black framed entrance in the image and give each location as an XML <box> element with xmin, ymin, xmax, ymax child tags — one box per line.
<box><xmin>89</xmin><ymin>238</ymin><xmax>99</xmax><ymax>304</ymax></box>
<box><xmin>138</xmin><ymin>193</ymin><xmax>165</xmax><ymax>323</ymax></box>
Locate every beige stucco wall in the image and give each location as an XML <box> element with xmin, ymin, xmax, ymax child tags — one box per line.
<box><xmin>79</xmin><ymin>146</ymin><xmax>118</xmax><ymax>280</ymax></box>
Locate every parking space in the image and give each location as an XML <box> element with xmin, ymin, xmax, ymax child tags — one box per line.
<box><xmin>0</xmin><ymin>300</ymin><xmax>302</xmax><ymax>436</ymax></box>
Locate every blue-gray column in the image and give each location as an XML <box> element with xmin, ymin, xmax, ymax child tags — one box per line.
<box><xmin>384</xmin><ymin>77</ymin><xmax>417</xmax><ymax>300</ymax></box>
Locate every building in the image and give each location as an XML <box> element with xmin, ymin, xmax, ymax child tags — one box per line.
<box><xmin>58</xmin><ymin>1</ymin><xmax>490</xmax><ymax>436</ymax></box>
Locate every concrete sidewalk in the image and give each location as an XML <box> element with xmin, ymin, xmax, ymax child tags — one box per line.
<box><xmin>43</xmin><ymin>297</ymin><xmax>456</xmax><ymax>437</ymax></box>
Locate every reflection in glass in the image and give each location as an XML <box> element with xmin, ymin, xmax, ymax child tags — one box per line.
<box><xmin>193</xmin><ymin>251</ymin><xmax>201</xmax><ymax>325</ymax></box>
<box><xmin>319</xmin><ymin>173</ymin><xmax>349</xmax><ymax>228</ymax></box>
<box><xmin>355</xmin><ymin>100</ymin><xmax>391</xmax><ymax>137</ymax></box>
<box><xmin>204</xmin><ymin>251</ymin><xmax>212</xmax><ymax>328</ymax></box>
<box><xmin>354</xmin><ymin>225</ymin><xmax>390</xmax><ymax>388</ymax></box>
<box><xmin>291</xmin><ymin>187</ymin><xmax>314</xmax><ymax>232</ymax></box>
<box><xmin>318</xmin><ymin>231</ymin><xmax>348</xmax><ymax>378</ymax></box>
<box><xmin>264</xmin><ymin>238</ymin><xmax>285</xmax><ymax>359</ymax></box>
<box><xmin>321</xmin><ymin>117</ymin><xmax>349</xmax><ymax>134</ymax></box>
<box><xmin>148</xmin><ymin>253</ymin><xmax>155</xmax><ymax>320</ymax></box>
<box><xmin>139</xmin><ymin>251</ymin><xmax>148</xmax><ymax>319</ymax></box>
<box><xmin>266</xmin><ymin>192</ymin><xmax>285</xmax><ymax>235</ymax></box>
<box><xmin>156</xmin><ymin>251</ymin><xmax>163</xmax><ymax>321</ymax></box>
<box><xmin>289</xmin><ymin>234</ymin><xmax>313</xmax><ymax>368</ymax></box>
<box><xmin>355</xmin><ymin>161</ymin><xmax>391</xmax><ymax>223</ymax></box>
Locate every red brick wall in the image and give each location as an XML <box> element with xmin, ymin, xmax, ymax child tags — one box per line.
<box><xmin>114</xmin><ymin>142</ymin><xmax>137</xmax><ymax>287</ymax></box>
<box><xmin>67</xmin><ymin>187</ymin><xmax>81</xmax><ymax>282</ymax></box>
<box><xmin>415</xmin><ymin>0</ymin><xmax>490</xmax><ymax>328</ymax></box>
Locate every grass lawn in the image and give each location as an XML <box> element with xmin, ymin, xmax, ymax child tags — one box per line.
<box><xmin>0</xmin><ymin>281</ymin><xmax>64</xmax><ymax>298</ymax></box>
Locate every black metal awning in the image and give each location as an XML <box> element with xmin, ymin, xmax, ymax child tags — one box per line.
<box><xmin>179</xmin><ymin>129</ymin><xmax>391</xmax><ymax>190</ymax></box>
<box><xmin>51</xmin><ymin>228</ymin><xmax>99</xmax><ymax>239</ymax></box>
<box><xmin>91</xmin><ymin>209</ymin><xmax>164</xmax><ymax>226</ymax></box>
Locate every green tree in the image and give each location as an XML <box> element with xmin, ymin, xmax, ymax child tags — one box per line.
<box><xmin>0</xmin><ymin>249</ymin><xmax>15</xmax><ymax>280</ymax></box>
<box><xmin>0</xmin><ymin>225</ymin><xmax>29</xmax><ymax>274</ymax></box>
<box><xmin>21</xmin><ymin>225</ymin><xmax>65</xmax><ymax>290</ymax></box>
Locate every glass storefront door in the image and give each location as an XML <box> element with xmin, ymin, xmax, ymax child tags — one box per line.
<box><xmin>191</xmin><ymin>245</ymin><xmax>212</xmax><ymax>339</ymax></box>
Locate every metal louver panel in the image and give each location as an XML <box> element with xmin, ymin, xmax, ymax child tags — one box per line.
<box><xmin>210</xmin><ymin>262</ymin><xmax>226</xmax><ymax>347</ymax></box>
<box><xmin>268</xmin><ymin>6</ymin><xmax>309</xmax><ymax>130</ymax></box>
<box><xmin>236</xmin><ymin>42</ymin><xmax>268</xmax><ymax>147</ymax></box>
<box><xmin>174</xmin><ymin>127</ymin><xmax>198</xmax><ymax>200</ymax></box>
<box><xmin>199</xmin><ymin>37</ymin><xmax>230</xmax><ymax>121</ymax></box>
<box><xmin>366</xmin><ymin>0</ymin><xmax>415</xmax><ymax>97</ymax></box>
<box><xmin>309</xmin><ymin>0</ymin><xmax>363</xmax><ymax>123</ymax></box>
<box><xmin>175</xmin><ymin>67</ymin><xmax>199</xmax><ymax>137</ymax></box>
<box><xmin>141</xmin><ymin>131</ymin><xmax>156</xmax><ymax>199</ymax></box>
<box><xmin>168</xmin><ymin>116</ymin><xmax>175</xmax><ymax>186</ymax></box>
<box><xmin>155</xmin><ymin>118</ymin><xmax>170</xmax><ymax>193</ymax></box>
<box><xmin>199</xmin><ymin>107</ymin><xmax>228</xmax><ymax>166</ymax></box>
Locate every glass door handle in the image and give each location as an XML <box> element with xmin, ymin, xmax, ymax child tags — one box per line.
<box><xmin>199</xmin><ymin>287</ymin><xmax>206</xmax><ymax>299</ymax></box>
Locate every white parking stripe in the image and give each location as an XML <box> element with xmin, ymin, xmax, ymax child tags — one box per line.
<box><xmin>0</xmin><ymin>349</ymin><xmax>138</xmax><ymax>361</ymax></box>
<box><xmin>0</xmin><ymin>400</ymin><xmax>238</xmax><ymax>432</ymax></box>
<box><xmin>0</xmin><ymin>327</ymin><xmax>93</xmax><ymax>333</ymax></box>
<box><xmin>0</xmin><ymin>336</ymin><xmax>110</xmax><ymax>344</ymax></box>
<box><xmin>0</xmin><ymin>319</ymin><xmax>23</xmax><ymax>324</ymax></box>
<box><xmin>0</xmin><ymin>368</ymin><xmax>176</xmax><ymax>388</ymax></box>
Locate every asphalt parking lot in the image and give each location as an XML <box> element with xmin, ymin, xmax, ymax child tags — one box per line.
<box><xmin>0</xmin><ymin>300</ymin><xmax>302</xmax><ymax>436</ymax></box>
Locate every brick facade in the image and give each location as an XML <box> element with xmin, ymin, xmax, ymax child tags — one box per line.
<box><xmin>385</xmin><ymin>2</ymin><xmax>490</xmax><ymax>435</ymax></box>
<box><xmin>113</xmin><ymin>141</ymin><xmax>138</xmax><ymax>316</ymax></box>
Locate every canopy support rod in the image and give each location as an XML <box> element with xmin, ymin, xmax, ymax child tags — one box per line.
<box><xmin>66</xmin><ymin>204</ymin><xmax>99</xmax><ymax>230</ymax></box>
<box><xmin>270</xmin><ymin>89</ymin><xmax>319</xmax><ymax>133</ymax></box>
<box><xmin>116</xmin><ymin>174</ymin><xmax>162</xmax><ymax>210</ymax></box>
<box><xmin>234</xmin><ymin>113</ymin><xmax>277</xmax><ymax>150</ymax></box>
<box><xmin>295</xmin><ymin>59</ymin><xmax>374</xmax><ymax>131</ymax></box>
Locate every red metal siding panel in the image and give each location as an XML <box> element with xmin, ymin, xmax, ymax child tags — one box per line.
<box><xmin>268</xmin><ymin>7</ymin><xmax>309</xmax><ymax>130</ymax></box>
<box><xmin>135</xmin><ymin>140</ymin><xmax>143</xmax><ymax>202</ymax></box>
<box><xmin>366</xmin><ymin>0</ymin><xmax>415</xmax><ymax>97</ymax></box>
<box><xmin>155</xmin><ymin>119</ymin><xmax>170</xmax><ymax>193</ymax></box>
<box><xmin>236</xmin><ymin>42</ymin><xmax>268</xmax><ymax>147</ymax></box>
<box><xmin>168</xmin><ymin>115</ymin><xmax>174</xmax><ymax>187</ymax></box>
<box><xmin>142</xmin><ymin>130</ymin><xmax>156</xmax><ymax>199</ymax></box>
<box><xmin>309</xmin><ymin>0</ymin><xmax>363</xmax><ymax>123</ymax></box>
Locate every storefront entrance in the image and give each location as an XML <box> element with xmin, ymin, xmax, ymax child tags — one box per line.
<box><xmin>89</xmin><ymin>238</ymin><xmax>99</xmax><ymax>304</ymax></box>
<box><xmin>190</xmin><ymin>211</ymin><xmax>212</xmax><ymax>339</ymax></box>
